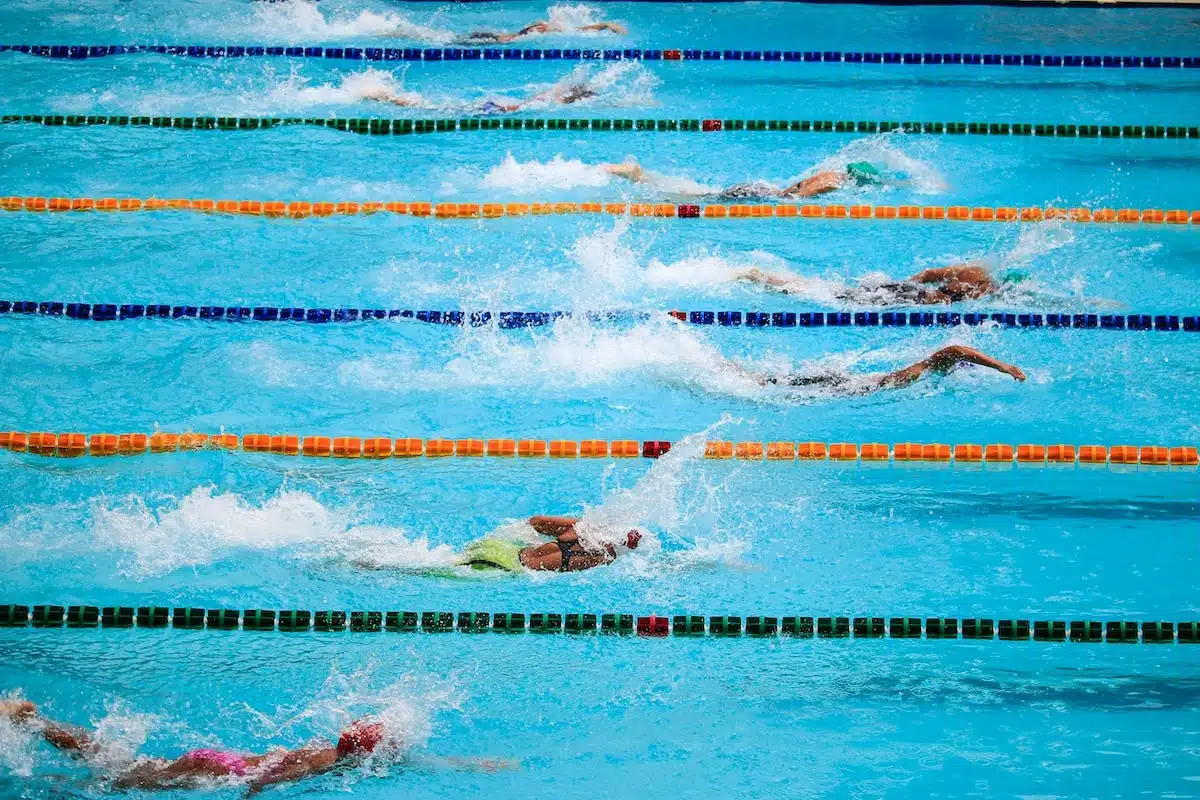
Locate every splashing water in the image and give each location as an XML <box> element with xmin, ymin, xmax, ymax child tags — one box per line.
<box><xmin>0</xmin><ymin>692</ymin><xmax>37</xmax><ymax>779</ymax></box>
<box><xmin>577</xmin><ymin>421</ymin><xmax>723</xmax><ymax>541</ymax></box>
<box><xmin>545</xmin><ymin>3</ymin><xmax>605</xmax><ymax>31</ymax></box>
<box><xmin>265</xmin><ymin>67</ymin><xmax>426</xmax><ymax>110</ymax></box>
<box><xmin>483</xmin><ymin>153</ymin><xmax>614</xmax><ymax>193</ymax></box>
<box><xmin>805</xmin><ymin>135</ymin><xmax>949</xmax><ymax>195</ymax></box>
<box><xmin>999</xmin><ymin>217</ymin><xmax>1076</xmax><ymax>268</ymax></box>
<box><xmin>244</xmin><ymin>662</ymin><xmax>462</xmax><ymax>763</ymax></box>
<box><xmin>435</xmin><ymin>315</ymin><xmax>766</xmax><ymax>397</ymax></box>
<box><xmin>92</xmin><ymin>486</ymin><xmax>458</xmax><ymax>579</ymax></box>
<box><xmin>571</xmin><ymin>419</ymin><xmax>753</xmax><ymax>575</ymax></box>
<box><xmin>84</xmin><ymin>700</ymin><xmax>163</xmax><ymax>776</ymax></box>
<box><xmin>252</xmin><ymin>0</ymin><xmax>455</xmax><ymax>43</ymax></box>
<box><xmin>521</xmin><ymin>61</ymin><xmax>660</xmax><ymax>111</ymax></box>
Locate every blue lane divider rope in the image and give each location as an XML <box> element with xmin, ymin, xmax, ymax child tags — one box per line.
<box><xmin>0</xmin><ymin>302</ymin><xmax>1196</xmax><ymax>331</ymax></box>
<box><xmin>3</xmin><ymin>45</ymin><xmax>1199</xmax><ymax>69</ymax></box>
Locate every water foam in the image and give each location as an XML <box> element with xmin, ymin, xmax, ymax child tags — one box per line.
<box><xmin>92</xmin><ymin>486</ymin><xmax>457</xmax><ymax>579</ymax></box>
<box><xmin>0</xmin><ymin>693</ymin><xmax>36</xmax><ymax>779</ymax></box>
<box><xmin>264</xmin><ymin>67</ymin><xmax>427</xmax><ymax>110</ymax></box>
<box><xmin>545</xmin><ymin>3</ymin><xmax>605</xmax><ymax>31</ymax></box>
<box><xmin>246</xmin><ymin>662</ymin><xmax>462</xmax><ymax>760</ymax></box>
<box><xmin>252</xmin><ymin>0</ymin><xmax>455</xmax><ymax>43</ymax></box>
<box><xmin>482</xmin><ymin>153</ymin><xmax>613</xmax><ymax>193</ymax></box>
<box><xmin>516</xmin><ymin>61</ymin><xmax>660</xmax><ymax>111</ymax></box>
<box><xmin>337</xmin><ymin>310</ymin><xmax>1003</xmax><ymax>406</ymax></box>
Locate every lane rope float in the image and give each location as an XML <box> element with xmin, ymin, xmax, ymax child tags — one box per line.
<box><xmin>3</xmin><ymin>196</ymin><xmax>1199</xmax><ymax>225</ymax></box>
<box><xmin>5</xmin><ymin>44</ymin><xmax>1200</xmax><ymax>70</ymax></box>
<box><xmin>2</xmin><ymin>432</ymin><xmax>1197</xmax><ymax>467</ymax></box>
<box><xmin>0</xmin><ymin>604</ymin><xmax>1192</xmax><ymax>643</ymax></box>
<box><xmin>5</xmin><ymin>115</ymin><xmax>1199</xmax><ymax>141</ymax></box>
<box><xmin>2</xmin><ymin>302</ymin><xmax>1198</xmax><ymax>332</ymax></box>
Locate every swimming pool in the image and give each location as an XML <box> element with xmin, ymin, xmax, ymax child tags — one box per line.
<box><xmin>3</xmin><ymin>0</ymin><xmax>1200</xmax><ymax>796</ymax></box>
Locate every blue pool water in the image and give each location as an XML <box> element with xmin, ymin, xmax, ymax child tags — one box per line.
<box><xmin>3</xmin><ymin>1</ymin><xmax>1200</xmax><ymax>797</ymax></box>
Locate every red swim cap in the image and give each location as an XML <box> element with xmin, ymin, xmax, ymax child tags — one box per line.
<box><xmin>337</xmin><ymin>719</ymin><xmax>385</xmax><ymax>760</ymax></box>
<box><xmin>626</xmin><ymin>530</ymin><xmax>642</xmax><ymax>549</ymax></box>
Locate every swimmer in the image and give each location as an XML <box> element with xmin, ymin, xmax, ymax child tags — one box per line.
<box><xmin>364</xmin><ymin>81</ymin><xmax>597</xmax><ymax>113</ymax></box>
<box><xmin>602</xmin><ymin>158</ymin><xmax>892</xmax><ymax>199</ymax></box>
<box><xmin>456</xmin><ymin>20</ymin><xmax>627</xmax><ymax>45</ymax></box>
<box><xmin>458</xmin><ymin>515</ymin><xmax>642</xmax><ymax>572</ymax></box>
<box><xmin>726</xmin><ymin>345</ymin><xmax>1025</xmax><ymax>396</ymax></box>
<box><xmin>737</xmin><ymin>263</ymin><xmax>1028</xmax><ymax>305</ymax></box>
<box><xmin>0</xmin><ymin>700</ymin><xmax>512</xmax><ymax>794</ymax></box>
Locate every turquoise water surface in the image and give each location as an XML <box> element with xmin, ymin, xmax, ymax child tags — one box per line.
<box><xmin>2</xmin><ymin>1</ymin><xmax>1200</xmax><ymax>798</ymax></box>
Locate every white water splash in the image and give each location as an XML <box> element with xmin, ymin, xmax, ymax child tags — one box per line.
<box><xmin>92</xmin><ymin>486</ymin><xmax>458</xmax><ymax>578</ymax></box>
<box><xmin>252</xmin><ymin>0</ymin><xmax>455</xmax><ymax>43</ymax></box>
<box><xmin>483</xmin><ymin>153</ymin><xmax>613</xmax><ymax>192</ymax></box>
<box><xmin>265</xmin><ymin>67</ymin><xmax>427</xmax><ymax>109</ymax></box>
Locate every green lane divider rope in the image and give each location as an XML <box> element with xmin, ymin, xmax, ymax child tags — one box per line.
<box><xmin>0</xmin><ymin>605</ymin><xmax>1190</xmax><ymax>642</ymax></box>
<box><xmin>2</xmin><ymin>114</ymin><xmax>1199</xmax><ymax>140</ymax></box>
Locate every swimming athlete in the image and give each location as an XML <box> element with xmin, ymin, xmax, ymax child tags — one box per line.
<box><xmin>457</xmin><ymin>515</ymin><xmax>642</xmax><ymax>572</ymax></box>
<box><xmin>601</xmin><ymin>158</ymin><xmax>889</xmax><ymax>199</ymax></box>
<box><xmin>456</xmin><ymin>20</ymin><xmax>627</xmax><ymax>45</ymax></box>
<box><xmin>728</xmin><ymin>345</ymin><xmax>1025</xmax><ymax>395</ymax></box>
<box><xmin>0</xmin><ymin>700</ymin><xmax>510</xmax><ymax>794</ymax></box>
<box><xmin>364</xmin><ymin>81</ymin><xmax>597</xmax><ymax>113</ymax></box>
<box><xmin>737</xmin><ymin>263</ymin><xmax>1026</xmax><ymax>305</ymax></box>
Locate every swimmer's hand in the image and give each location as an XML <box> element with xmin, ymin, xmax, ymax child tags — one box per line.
<box><xmin>0</xmin><ymin>700</ymin><xmax>36</xmax><ymax>722</ymax></box>
<box><xmin>1001</xmin><ymin>363</ymin><xmax>1026</xmax><ymax>382</ymax></box>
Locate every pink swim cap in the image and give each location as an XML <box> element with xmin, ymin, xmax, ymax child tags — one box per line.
<box><xmin>337</xmin><ymin>719</ymin><xmax>385</xmax><ymax>760</ymax></box>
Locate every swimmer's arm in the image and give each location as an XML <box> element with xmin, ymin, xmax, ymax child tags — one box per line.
<box><xmin>246</xmin><ymin>749</ymin><xmax>330</xmax><ymax>796</ymax></box>
<box><xmin>736</xmin><ymin>267</ymin><xmax>793</xmax><ymax>292</ymax></box>
<box><xmin>528</xmin><ymin>515</ymin><xmax>579</xmax><ymax>536</ymax></box>
<box><xmin>879</xmin><ymin>345</ymin><xmax>1025</xmax><ymax>389</ymax></box>
<box><xmin>910</xmin><ymin>263</ymin><xmax>989</xmax><ymax>283</ymax></box>
<box><xmin>782</xmin><ymin>171</ymin><xmax>844</xmax><ymax>198</ymax></box>
<box><xmin>411</xmin><ymin>755</ymin><xmax>520</xmax><ymax>773</ymax></box>
<box><xmin>580</xmin><ymin>22</ymin><xmax>627</xmax><ymax>34</ymax></box>
<box><xmin>516</xmin><ymin>21</ymin><xmax>552</xmax><ymax>36</ymax></box>
<box><xmin>927</xmin><ymin>345</ymin><xmax>1024</xmax><ymax>379</ymax></box>
<box><xmin>601</xmin><ymin>162</ymin><xmax>647</xmax><ymax>183</ymax></box>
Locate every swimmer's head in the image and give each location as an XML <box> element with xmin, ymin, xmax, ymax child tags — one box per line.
<box><xmin>337</xmin><ymin>719</ymin><xmax>386</xmax><ymax>761</ymax></box>
<box><xmin>845</xmin><ymin>161</ymin><xmax>883</xmax><ymax>186</ymax></box>
<box><xmin>561</xmin><ymin>84</ymin><xmax>597</xmax><ymax>104</ymax></box>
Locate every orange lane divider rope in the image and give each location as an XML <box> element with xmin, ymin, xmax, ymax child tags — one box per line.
<box><xmin>0</xmin><ymin>432</ymin><xmax>1197</xmax><ymax>467</ymax></box>
<box><xmin>2</xmin><ymin>196</ymin><xmax>1199</xmax><ymax>226</ymax></box>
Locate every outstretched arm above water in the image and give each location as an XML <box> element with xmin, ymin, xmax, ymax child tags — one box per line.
<box><xmin>601</xmin><ymin>160</ymin><xmax>648</xmax><ymax>184</ymax></box>
<box><xmin>1</xmin><ymin>700</ymin><xmax>99</xmax><ymax>756</ymax></box>
<box><xmin>879</xmin><ymin>345</ymin><xmax>1025</xmax><ymax>388</ymax></box>
<box><xmin>579</xmin><ymin>22</ymin><xmax>627</xmax><ymax>34</ymax></box>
